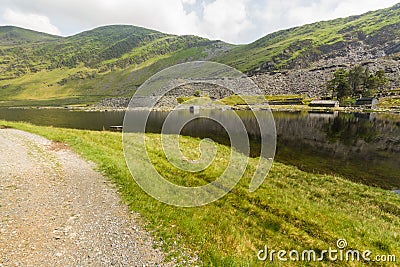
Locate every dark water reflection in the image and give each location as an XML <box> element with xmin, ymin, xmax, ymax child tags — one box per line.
<box><xmin>0</xmin><ymin>108</ymin><xmax>125</xmax><ymax>130</ymax></box>
<box><xmin>1</xmin><ymin>108</ymin><xmax>399</xmax><ymax>189</ymax></box>
<box><xmin>274</xmin><ymin>111</ymin><xmax>399</xmax><ymax>190</ymax></box>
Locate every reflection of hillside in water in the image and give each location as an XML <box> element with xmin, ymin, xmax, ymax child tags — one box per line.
<box><xmin>275</xmin><ymin>112</ymin><xmax>400</xmax><ymax>157</ymax></box>
<box><xmin>274</xmin><ymin>111</ymin><xmax>400</xmax><ymax>189</ymax></box>
<box><xmin>147</xmin><ymin>110</ymin><xmax>276</xmax><ymax>159</ymax></box>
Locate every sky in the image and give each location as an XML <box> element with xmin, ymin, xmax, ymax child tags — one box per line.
<box><xmin>0</xmin><ymin>0</ymin><xmax>399</xmax><ymax>44</ymax></box>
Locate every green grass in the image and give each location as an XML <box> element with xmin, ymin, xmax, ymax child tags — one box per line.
<box><xmin>378</xmin><ymin>96</ymin><xmax>400</xmax><ymax>109</ymax></box>
<box><xmin>218</xmin><ymin>95</ymin><xmax>267</xmax><ymax>106</ymax></box>
<box><xmin>177</xmin><ymin>96</ymin><xmax>213</xmax><ymax>105</ymax></box>
<box><xmin>218</xmin><ymin>95</ymin><xmax>311</xmax><ymax>107</ymax></box>
<box><xmin>340</xmin><ymin>97</ymin><xmax>357</xmax><ymax>107</ymax></box>
<box><xmin>264</xmin><ymin>95</ymin><xmax>303</xmax><ymax>101</ymax></box>
<box><xmin>1</xmin><ymin>120</ymin><xmax>399</xmax><ymax>266</ymax></box>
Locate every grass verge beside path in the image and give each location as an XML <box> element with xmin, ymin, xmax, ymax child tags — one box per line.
<box><xmin>1</xmin><ymin>120</ymin><xmax>399</xmax><ymax>266</ymax></box>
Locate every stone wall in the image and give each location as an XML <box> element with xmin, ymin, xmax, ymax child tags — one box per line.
<box><xmin>95</xmin><ymin>97</ymin><xmax>130</xmax><ymax>108</ymax></box>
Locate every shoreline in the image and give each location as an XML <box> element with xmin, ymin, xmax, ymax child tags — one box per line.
<box><xmin>2</xmin><ymin>104</ymin><xmax>400</xmax><ymax>114</ymax></box>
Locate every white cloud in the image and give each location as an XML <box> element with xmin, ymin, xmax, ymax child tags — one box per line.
<box><xmin>200</xmin><ymin>0</ymin><xmax>253</xmax><ymax>42</ymax></box>
<box><xmin>0</xmin><ymin>0</ymin><xmax>252</xmax><ymax>43</ymax></box>
<box><xmin>181</xmin><ymin>0</ymin><xmax>196</xmax><ymax>5</ymax></box>
<box><xmin>2</xmin><ymin>8</ymin><xmax>61</xmax><ymax>35</ymax></box>
<box><xmin>253</xmin><ymin>0</ymin><xmax>400</xmax><ymax>36</ymax></box>
<box><xmin>0</xmin><ymin>0</ymin><xmax>202</xmax><ymax>38</ymax></box>
<box><xmin>331</xmin><ymin>0</ymin><xmax>399</xmax><ymax>18</ymax></box>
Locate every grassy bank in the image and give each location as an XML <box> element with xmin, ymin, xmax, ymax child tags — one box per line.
<box><xmin>1</xmin><ymin>120</ymin><xmax>399</xmax><ymax>266</ymax></box>
<box><xmin>379</xmin><ymin>96</ymin><xmax>400</xmax><ymax>110</ymax></box>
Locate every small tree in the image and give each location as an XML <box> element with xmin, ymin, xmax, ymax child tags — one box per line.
<box><xmin>327</xmin><ymin>67</ymin><xmax>389</xmax><ymax>99</ymax></box>
<box><xmin>363</xmin><ymin>68</ymin><xmax>370</xmax><ymax>87</ymax></box>
<box><xmin>363</xmin><ymin>69</ymin><xmax>388</xmax><ymax>96</ymax></box>
<box><xmin>361</xmin><ymin>67</ymin><xmax>384</xmax><ymax>97</ymax></box>
<box><xmin>348</xmin><ymin>65</ymin><xmax>365</xmax><ymax>94</ymax></box>
<box><xmin>375</xmin><ymin>69</ymin><xmax>389</xmax><ymax>92</ymax></box>
<box><xmin>327</xmin><ymin>68</ymin><xmax>351</xmax><ymax>100</ymax></box>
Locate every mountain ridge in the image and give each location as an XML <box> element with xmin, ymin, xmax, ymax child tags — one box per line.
<box><xmin>0</xmin><ymin>3</ymin><xmax>399</xmax><ymax>106</ymax></box>
<box><xmin>218</xmin><ymin>3</ymin><xmax>400</xmax><ymax>72</ymax></box>
<box><xmin>0</xmin><ymin>26</ymin><xmax>61</xmax><ymax>45</ymax></box>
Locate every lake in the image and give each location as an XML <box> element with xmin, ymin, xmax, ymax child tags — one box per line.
<box><xmin>1</xmin><ymin>108</ymin><xmax>399</xmax><ymax>190</ymax></box>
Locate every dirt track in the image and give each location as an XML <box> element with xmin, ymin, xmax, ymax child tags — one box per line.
<box><xmin>0</xmin><ymin>129</ymin><xmax>167</xmax><ymax>266</ymax></box>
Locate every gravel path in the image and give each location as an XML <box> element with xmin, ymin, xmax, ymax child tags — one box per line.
<box><xmin>0</xmin><ymin>129</ymin><xmax>168</xmax><ymax>266</ymax></box>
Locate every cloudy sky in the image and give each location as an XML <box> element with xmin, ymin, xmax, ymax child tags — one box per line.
<box><xmin>0</xmin><ymin>0</ymin><xmax>398</xmax><ymax>44</ymax></box>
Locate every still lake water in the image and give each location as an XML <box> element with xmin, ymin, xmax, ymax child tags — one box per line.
<box><xmin>1</xmin><ymin>108</ymin><xmax>399</xmax><ymax>190</ymax></box>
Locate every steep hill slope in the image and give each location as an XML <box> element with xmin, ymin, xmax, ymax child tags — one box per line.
<box><xmin>0</xmin><ymin>26</ymin><xmax>60</xmax><ymax>45</ymax></box>
<box><xmin>217</xmin><ymin>3</ymin><xmax>400</xmax><ymax>97</ymax></box>
<box><xmin>0</xmin><ymin>25</ymin><xmax>233</xmax><ymax>106</ymax></box>
<box><xmin>218</xmin><ymin>3</ymin><xmax>400</xmax><ymax>73</ymax></box>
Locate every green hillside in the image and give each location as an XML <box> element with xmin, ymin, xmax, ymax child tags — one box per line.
<box><xmin>0</xmin><ymin>25</ymin><xmax>233</xmax><ymax>106</ymax></box>
<box><xmin>0</xmin><ymin>26</ymin><xmax>61</xmax><ymax>44</ymax></box>
<box><xmin>0</xmin><ymin>3</ymin><xmax>399</xmax><ymax>106</ymax></box>
<box><xmin>217</xmin><ymin>3</ymin><xmax>400</xmax><ymax>72</ymax></box>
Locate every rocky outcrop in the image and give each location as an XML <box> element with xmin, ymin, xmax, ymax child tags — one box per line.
<box><xmin>144</xmin><ymin>78</ymin><xmax>261</xmax><ymax>109</ymax></box>
<box><xmin>252</xmin><ymin>57</ymin><xmax>400</xmax><ymax>97</ymax></box>
<box><xmin>95</xmin><ymin>97</ymin><xmax>130</xmax><ymax>108</ymax></box>
<box><xmin>250</xmin><ymin>15</ymin><xmax>400</xmax><ymax>97</ymax></box>
<box><xmin>95</xmin><ymin>55</ymin><xmax>400</xmax><ymax>108</ymax></box>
